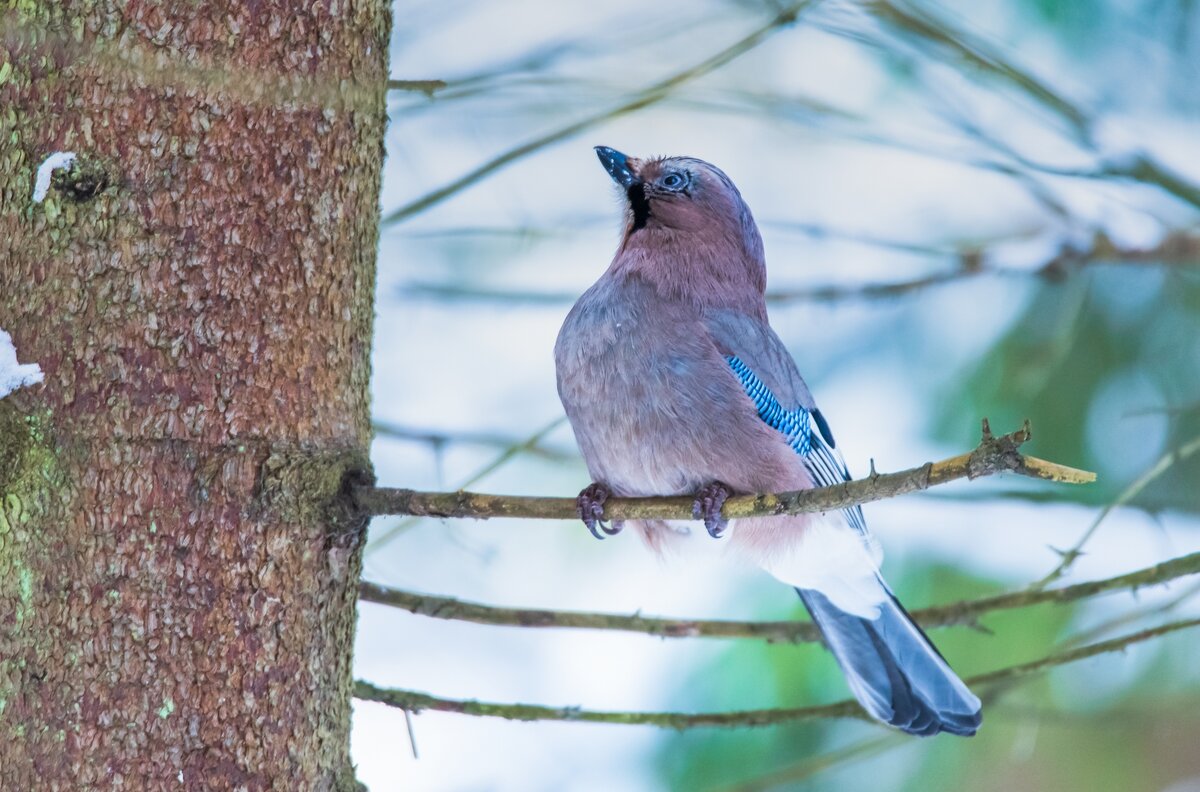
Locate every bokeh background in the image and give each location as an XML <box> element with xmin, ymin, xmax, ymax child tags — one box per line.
<box><xmin>353</xmin><ymin>1</ymin><xmax>1200</xmax><ymax>789</ymax></box>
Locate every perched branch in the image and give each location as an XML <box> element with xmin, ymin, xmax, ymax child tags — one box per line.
<box><xmin>353</xmin><ymin>615</ymin><xmax>1200</xmax><ymax>727</ymax></box>
<box><xmin>354</xmin><ymin>420</ymin><xmax>1094</xmax><ymax>521</ymax></box>
<box><xmin>358</xmin><ymin>549</ymin><xmax>1200</xmax><ymax>642</ymax></box>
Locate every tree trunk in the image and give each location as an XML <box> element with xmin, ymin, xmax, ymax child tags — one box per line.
<box><xmin>0</xmin><ymin>3</ymin><xmax>389</xmax><ymax>789</ymax></box>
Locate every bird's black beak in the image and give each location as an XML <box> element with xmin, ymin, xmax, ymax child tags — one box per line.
<box><xmin>594</xmin><ymin>146</ymin><xmax>639</xmax><ymax>188</ymax></box>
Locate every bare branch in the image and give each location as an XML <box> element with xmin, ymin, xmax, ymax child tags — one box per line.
<box><xmin>352</xmin><ymin>615</ymin><xmax>1200</xmax><ymax>727</ymax></box>
<box><xmin>400</xmin><ymin>231</ymin><xmax>1200</xmax><ymax>306</ymax></box>
<box><xmin>365</xmin><ymin>416</ymin><xmax>569</xmax><ymax>556</ymax></box>
<box><xmin>372</xmin><ymin>420</ymin><xmax>570</xmax><ymax>460</ymax></box>
<box><xmin>387</xmin><ymin>79</ymin><xmax>447</xmax><ymax>96</ymax></box>
<box><xmin>864</xmin><ymin>0</ymin><xmax>1200</xmax><ymax>210</ymax></box>
<box><xmin>379</xmin><ymin>1</ymin><xmax>817</xmax><ymax>226</ymax></box>
<box><xmin>867</xmin><ymin>0</ymin><xmax>1092</xmax><ymax>139</ymax></box>
<box><xmin>969</xmin><ymin>617</ymin><xmax>1200</xmax><ymax>687</ymax></box>
<box><xmin>354</xmin><ymin>421</ymin><xmax>1095</xmax><ymax>522</ymax></box>
<box><xmin>1033</xmin><ymin>432</ymin><xmax>1200</xmax><ymax>590</ymax></box>
<box><xmin>722</xmin><ymin>588</ymin><xmax>1200</xmax><ymax>790</ymax></box>
<box><xmin>717</xmin><ymin>735</ymin><xmax>903</xmax><ymax>792</ymax></box>
<box><xmin>721</xmin><ymin>565</ymin><xmax>1200</xmax><ymax>791</ymax></box>
<box><xmin>1104</xmin><ymin>155</ymin><xmax>1200</xmax><ymax>214</ymax></box>
<box><xmin>358</xmin><ymin>549</ymin><xmax>1200</xmax><ymax>642</ymax></box>
<box><xmin>353</xmin><ymin>679</ymin><xmax>869</xmax><ymax>728</ymax></box>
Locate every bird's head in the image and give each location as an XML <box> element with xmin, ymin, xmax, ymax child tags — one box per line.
<box><xmin>594</xmin><ymin>146</ymin><xmax>766</xmax><ymax>300</ymax></box>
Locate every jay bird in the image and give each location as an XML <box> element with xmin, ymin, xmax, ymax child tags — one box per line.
<box><xmin>553</xmin><ymin>147</ymin><xmax>981</xmax><ymax>737</ymax></box>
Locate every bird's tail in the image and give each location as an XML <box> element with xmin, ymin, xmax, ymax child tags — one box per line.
<box><xmin>796</xmin><ymin>580</ymin><xmax>982</xmax><ymax>737</ymax></box>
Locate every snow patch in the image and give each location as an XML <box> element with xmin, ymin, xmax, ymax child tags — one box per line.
<box><xmin>32</xmin><ymin>151</ymin><xmax>77</xmax><ymax>203</ymax></box>
<box><xmin>0</xmin><ymin>329</ymin><xmax>44</xmax><ymax>399</ymax></box>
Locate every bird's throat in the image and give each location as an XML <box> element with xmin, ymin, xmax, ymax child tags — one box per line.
<box><xmin>627</xmin><ymin>183</ymin><xmax>650</xmax><ymax>233</ymax></box>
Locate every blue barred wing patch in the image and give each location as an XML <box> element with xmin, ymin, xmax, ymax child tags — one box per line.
<box><xmin>726</xmin><ymin>355</ymin><xmax>811</xmax><ymax>455</ymax></box>
<box><xmin>725</xmin><ymin>355</ymin><xmax>867</xmax><ymax>534</ymax></box>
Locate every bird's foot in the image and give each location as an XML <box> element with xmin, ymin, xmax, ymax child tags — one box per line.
<box><xmin>692</xmin><ymin>481</ymin><xmax>731</xmax><ymax>538</ymax></box>
<box><xmin>576</xmin><ymin>482</ymin><xmax>619</xmax><ymax>540</ymax></box>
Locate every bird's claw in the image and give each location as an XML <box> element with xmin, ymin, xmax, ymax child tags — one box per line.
<box><xmin>576</xmin><ymin>482</ymin><xmax>619</xmax><ymax>539</ymax></box>
<box><xmin>692</xmin><ymin>481</ymin><xmax>731</xmax><ymax>538</ymax></box>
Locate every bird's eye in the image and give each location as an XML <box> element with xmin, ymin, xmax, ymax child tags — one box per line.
<box><xmin>661</xmin><ymin>172</ymin><xmax>686</xmax><ymax>190</ymax></box>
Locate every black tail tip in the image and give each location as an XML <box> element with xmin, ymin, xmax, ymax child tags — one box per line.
<box><xmin>891</xmin><ymin>704</ymin><xmax>981</xmax><ymax>737</ymax></box>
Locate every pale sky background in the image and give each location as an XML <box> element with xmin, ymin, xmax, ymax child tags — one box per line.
<box><xmin>351</xmin><ymin>1</ymin><xmax>1200</xmax><ymax>789</ymax></box>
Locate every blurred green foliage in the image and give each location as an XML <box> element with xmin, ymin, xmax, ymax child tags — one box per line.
<box><xmin>939</xmin><ymin>265</ymin><xmax>1200</xmax><ymax>512</ymax></box>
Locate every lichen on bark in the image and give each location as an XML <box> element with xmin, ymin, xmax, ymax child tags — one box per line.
<box><xmin>0</xmin><ymin>403</ymin><xmax>64</xmax><ymax>739</ymax></box>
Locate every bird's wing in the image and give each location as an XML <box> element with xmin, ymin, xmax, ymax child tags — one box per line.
<box><xmin>705</xmin><ymin>310</ymin><xmax>867</xmax><ymax>536</ymax></box>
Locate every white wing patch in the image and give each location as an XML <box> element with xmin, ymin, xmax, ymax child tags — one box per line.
<box><xmin>754</xmin><ymin>515</ymin><xmax>884</xmax><ymax>618</ymax></box>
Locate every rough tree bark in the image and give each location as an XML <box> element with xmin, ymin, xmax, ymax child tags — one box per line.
<box><xmin>0</xmin><ymin>3</ymin><xmax>389</xmax><ymax>789</ymax></box>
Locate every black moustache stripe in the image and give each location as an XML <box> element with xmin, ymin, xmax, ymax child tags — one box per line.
<box><xmin>627</xmin><ymin>183</ymin><xmax>650</xmax><ymax>232</ymax></box>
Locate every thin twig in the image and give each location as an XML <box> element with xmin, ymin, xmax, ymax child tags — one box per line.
<box><xmin>400</xmin><ymin>266</ymin><xmax>991</xmax><ymax>305</ymax></box>
<box><xmin>867</xmin><ymin>0</ymin><xmax>1091</xmax><ymax>139</ymax></box>
<box><xmin>1062</xmin><ymin>578</ymin><xmax>1200</xmax><ymax>650</ymax></box>
<box><xmin>1032</xmin><ymin>432</ymin><xmax>1200</xmax><ymax>590</ymax></box>
<box><xmin>402</xmin><ymin>709</ymin><xmax>419</xmax><ymax>759</ymax></box>
<box><xmin>365</xmin><ymin>416</ymin><xmax>569</xmax><ymax>556</ymax></box>
<box><xmin>721</xmin><ymin>589</ymin><xmax>1200</xmax><ymax>791</ymax></box>
<box><xmin>355</xmin><ymin>421</ymin><xmax>1095</xmax><ymax>522</ymax></box>
<box><xmin>352</xmin><ymin>615</ymin><xmax>1200</xmax><ymax>727</ymax></box>
<box><xmin>400</xmin><ymin>231</ymin><xmax>1200</xmax><ymax>306</ymax></box>
<box><xmin>354</xmin><ymin>679</ymin><xmax>869</xmax><ymax>727</ymax></box>
<box><xmin>387</xmin><ymin>79</ymin><xmax>447</xmax><ymax>96</ymax></box>
<box><xmin>379</xmin><ymin>1</ymin><xmax>816</xmax><ymax>226</ymax></box>
<box><xmin>372</xmin><ymin>420</ymin><xmax>570</xmax><ymax>460</ymax></box>
<box><xmin>715</xmin><ymin>735</ymin><xmax>904</xmax><ymax>792</ymax></box>
<box><xmin>968</xmin><ymin>617</ymin><xmax>1200</xmax><ymax>687</ymax></box>
<box><xmin>358</xmin><ymin>549</ymin><xmax>1200</xmax><ymax>642</ymax></box>
<box><xmin>864</xmin><ymin>0</ymin><xmax>1200</xmax><ymax>210</ymax></box>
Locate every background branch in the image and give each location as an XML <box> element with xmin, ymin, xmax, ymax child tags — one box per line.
<box><xmin>379</xmin><ymin>1</ymin><xmax>815</xmax><ymax>226</ymax></box>
<box><xmin>353</xmin><ymin>615</ymin><xmax>1200</xmax><ymax>727</ymax></box>
<box><xmin>400</xmin><ymin>230</ymin><xmax>1200</xmax><ymax>306</ymax></box>
<box><xmin>1033</xmin><ymin>432</ymin><xmax>1200</xmax><ymax>590</ymax></box>
<box><xmin>720</xmin><ymin>582</ymin><xmax>1200</xmax><ymax>792</ymax></box>
<box><xmin>365</xmin><ymin>416</ymin><xmax>568</xmax><ymax>556</ymax></box>
<box><xmin>358</xmin><ymin>549</ymin><xmax>1200</xmax><ymax>642</ymax></box>
<box><xmin>387</xmin><ymin>79</ymin><xmax>447</xmax><ymax>96</ymax></box>
<box><xmin>718</xmin><ymin>735</ymin><xmax>904</xmax><ymax>792</ymax></box>
<box><xmin>865</xmin><ymin>0</ymin><xmax>1200</xmax><ymax>211</ymax></box>
<box><xmin>372</xmin><ymin>419</ymin><xmax>570</xmax><ymax>460</ymax></box>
